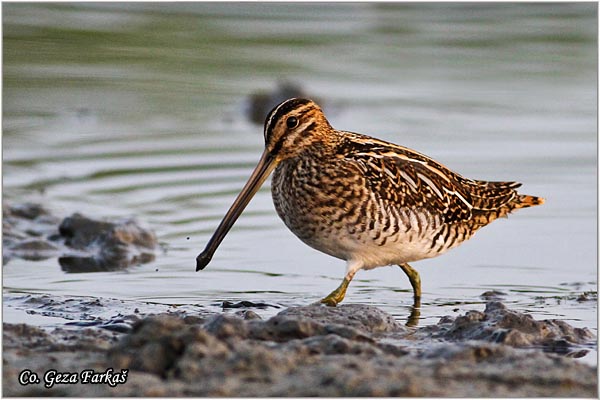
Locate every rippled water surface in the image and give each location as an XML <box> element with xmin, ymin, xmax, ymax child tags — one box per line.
<box><xmin>3</xmin><ymin>3</ymin><xmax>597</xmax><ymax>362</ymax></box>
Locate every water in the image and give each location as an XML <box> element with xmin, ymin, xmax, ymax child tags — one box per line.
<box><xmin>3</xmin><ymin>3</ymin><xmax>597</xmax><ymax>363</ymax></box>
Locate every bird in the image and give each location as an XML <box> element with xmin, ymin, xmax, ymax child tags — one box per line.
<box><xmin>195</xmin><ymin>98</ymin><xmax>544</xmax><ymax>307</ymax></box>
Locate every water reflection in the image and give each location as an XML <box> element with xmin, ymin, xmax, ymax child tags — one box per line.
<box><xmin>58</xmin><ymin>253</ymin><xmax>155</xmax><ymax>273</ymax></box>
<box><xmin>406</xmin><ymin>300</ymin><xmax>421</xmax><ymax>327</ymax></box>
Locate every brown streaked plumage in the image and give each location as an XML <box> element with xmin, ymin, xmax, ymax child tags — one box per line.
<box><xmin>196</xmin><ymin>98</ymin><xmax>544</xmax><ymax>309</ymax></box>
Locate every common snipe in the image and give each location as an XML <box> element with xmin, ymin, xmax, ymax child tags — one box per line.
<box><xmin>196</xmin><ymin>98</ymin><xmax>544</xmax><ymax>307</ymax></box>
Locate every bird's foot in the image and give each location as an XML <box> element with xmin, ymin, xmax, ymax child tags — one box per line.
<box><xmin>318</xmin><ymin>278</ymin><xmax>350</xmax><ymax>307</ymax></box>
<box><xmin>319</xmin><ymin>296</ymin><xmax>339</xmax><ymax>307</ymax></box>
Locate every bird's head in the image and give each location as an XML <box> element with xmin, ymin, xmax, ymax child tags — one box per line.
<box><xmin>196</xmin><ymin>98</ymin><xmax>331</xmax><ymax>271</ymax></box>
<box><xmin>263</xmin><ymin>98</ymin><xmax>333</xmax><ymax>161</ymax></box>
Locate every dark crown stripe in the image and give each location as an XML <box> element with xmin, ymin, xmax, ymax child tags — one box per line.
<box><xmin>264</xmin><ymin>98</ymin><xmax>312</xmax><ymax>134</ymax></box>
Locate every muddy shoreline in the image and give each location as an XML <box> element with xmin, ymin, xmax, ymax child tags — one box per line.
<box><xmin>3</xmin><ymin>203</ymin><xmax>597</xmax><ymax>396</ymax></box>
<box><xmin>3</xmin><ymin>293</ymin><xmax>597</xmax><ymax>397</ymax></box>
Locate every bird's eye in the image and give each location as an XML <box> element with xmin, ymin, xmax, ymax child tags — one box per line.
<box><xmin>286</xmin><ymin>116</ymin><xmax>299</xmax><ymax>129</ymax></box>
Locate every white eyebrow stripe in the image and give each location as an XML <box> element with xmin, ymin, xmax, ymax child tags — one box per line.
<box><xmin>264</xmin><ymin>98</ymin><xmax>298</xmax><ymax>139</ymax></box>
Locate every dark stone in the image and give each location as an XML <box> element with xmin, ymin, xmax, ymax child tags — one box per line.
<box><xmin>99</xmin><ymin>321</ymin><xmax>133</xmax><ymax>334</ymax></box>
<box><xmin>221</xmin><ymin>300</ymin><xmax>279</xmax><ymax>309</ymax></box>
<box><xmin>246</xmin><ymin>82</ymin><xmax>321</xmax><ymax>124</ymax></box>
<box><xmin>480</xmin><ymin>290</ymin><xmax>507</xmax><ymax>299</ymax></box>
<box><xmin>2</xmin><ymin>203</ymin><xmax>157</xmax><ymax>271</ymax></box>
<box><xmin>58</xmin><ymin>213</ymin><xmax>156</xmax><ymax>271</ymax></box>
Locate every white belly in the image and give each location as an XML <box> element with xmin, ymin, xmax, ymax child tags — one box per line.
<box><xmin>297</xmin><ymin>219</ymin><xmax>452</xmax><ymax>269</ymax></box>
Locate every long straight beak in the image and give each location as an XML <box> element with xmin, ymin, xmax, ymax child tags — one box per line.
<box><xmin>196</xmin><ymin>149</ymin><xmax>276</xmax><ymax>271</ymax></box>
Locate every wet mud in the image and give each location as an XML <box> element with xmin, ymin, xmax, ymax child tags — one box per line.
<box><xmin>2</xmin><ymin>203</ymin><xmax>596</xmax><ymax>396</ymax></box>
<box><xmin>2</xmin><ymin>294</ymin><xmax>597</xmax><ymax>397</ymax></box>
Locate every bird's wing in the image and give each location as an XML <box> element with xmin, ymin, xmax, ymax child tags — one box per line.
<box><xmin>338</xmin><ymin>133</ymin><xmax>520</xmax><ymax>223</ymax></box>
<box><xmin>456</xmin><ymin>178</ymin><xmax>521</xmax><ymax>211</ymax></box>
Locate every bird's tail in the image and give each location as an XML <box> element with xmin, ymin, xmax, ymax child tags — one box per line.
<box><xmin>471</xmin><ymin>193</ymin><xmax>544</xmax><ymax>228</ymax></box>
<box><xmin>512</xmin><ymin>194</ymin><xmax>545</xmax><ymax>210</ymax></box>
<box><xmin>494</xmin><ymin>194</ymin><xmax>545</xmax><ymax>220</ymax></box>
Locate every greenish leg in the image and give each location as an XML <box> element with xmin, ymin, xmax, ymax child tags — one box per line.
<box><xmin>399</xmin><ymin>263</ymin><xmax>421</xmax><ymax>326</ymax></box>
<box><xmin>320</xmin><ymin>277</ymin><xmax>351</xmax><ymax>307</ymax></box>
<box><xmin>399</xmin><ymin>263</ymin><xmax>421</xmax><ymax>300</ymax></box>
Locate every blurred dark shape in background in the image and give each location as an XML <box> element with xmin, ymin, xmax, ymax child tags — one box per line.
<box><xmin>246</xmin><ymin>81</ymin><xmax>321</xmax><ymax>124</ymax></box>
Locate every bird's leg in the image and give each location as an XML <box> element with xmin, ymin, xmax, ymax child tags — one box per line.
<box><xmin>399</xmin><ymin>263</ymin><xmax>421</xmax><ymax>301</ymax></box>
<box><xmin>320</xmin><ymin>277</ymin><xmax>351</xmax><ymax>307</ymax></box>
<box><xmin>320</xmin><ymin>260</ymin><xmax>362</xmax><ymax>307</ymax></box>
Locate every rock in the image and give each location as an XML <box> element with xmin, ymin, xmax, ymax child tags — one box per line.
<box><xmin>480</xmin><ymin>290</ymin><xmax>507</xmax><ymax>300</ymax></box>
<box><xmin>58</xmin><ymin>213</ymin><xmax>156</xmax><ymax>271</ymax></box>
<box><xmin>221</xmin><ymin>300</ymin><xmax>279</xmax><ymax>309</ymax></box>
<box><xmin>2</xmin><ymin>202</ymin><xmax>157</xmax><ymax>271</ymax></box>
<box><xmin>59</xmin><ymin>213</ymin><xmax>156</xmax><ymax>252</ymax></box>
<box><xmin>66</xmin><ymin>318</ymin><xmax>133</xmax><ymax>334</ymax></box>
